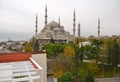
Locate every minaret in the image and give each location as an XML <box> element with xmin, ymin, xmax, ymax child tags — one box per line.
<box><xmin>45</xmin><ymin>5</ymin><xmax>48</xmax><ymax>26</ymax></box>
<box><xmin>73</xmin><ymin>10</ymin><xmax>76</xmax><ymax>36</ymax></box>
<box><xmin>98</xmin><ymin>18</ymin><xmax>100</xmax><ymax>38</ymax></box>
<box><xmin>35</xmin><ymin>14</ymin><xmax>38</xmax><ymax>38</ymax></box>
<box><xmin>58</xmin><ymin>16</ymin><xmax>60</xmax><ymax>26</ymax></box>
<box><xmin>78</xmin><ymin>23</ymin><xmax>80</xmax><ymax>37</ymax></box>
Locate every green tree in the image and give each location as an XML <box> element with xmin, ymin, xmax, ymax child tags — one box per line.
<box><xmin>88</xmin><ymin>36</ymin><xmax>96</xmax><ymax>42</ymax></box>
<box><xmin>58</xmin><ymin>72</ymin><xmax>76</xmax><ymax>82</ymax></box>
<box><xmin>73</xmin><ymin>71</ymin><xmax>84</xmax><ymax>82</ymax></box>
<box><xmin>34</xmin><ymin>39</ymin><xmax>39</xmax><ymax>52</ymax></box>
<box><xmin>116</xmin><ymin>37</ymin><xmax>120</xmax><ymax>45</ymax></box>
<box><xmin>92</xmin><ymin>39</ymin><xmax>103</xmax><ymax>47</ymax></box>
<box><xmin>75</xmin><ymin>37</ymin><xmax>86</xmax><ymax>44</ymax></box>
<box><xmin>85</xmin><ymin>70</ymin><xmax>94</xmax><ymax>82</ymax></box>
<box><xmin>24</xmin><ymin>42</ymin><xmax>32</xmax><ymax>52</ymax></box>
<box><xmin>52</xmin><ymin>46</ymin><xmax>76</xmax><ymax>78</ymax></box>
<box><xmin>80</xmin><ymin>45</ymin><xmax>97</xmax><ymax>59</ymax></box>
<box><xmin>52</xmin><ymin>57</ymin><xmax>64</xmax><ymax>78</ymax></box>
<box><xmin>111</xmin><ymin>38</ymin><xmax>120</xmax><ymax>67</ymax></box>
<box><xmin>91</xmin><ymin>39</ymin><xmax>103</xmax><ymax>62</ymax></box>
<box><xmin>42</xmin><ymin>44</ymin><xmax>66</xmax><ymax>58</ymax></box>
<box><xmin>103</xmin><ymin>38</ymin><xmax>113</xmax><ymax>65</ymax></box>
<box><xmin>52</xmin><ymin>54</ymin><xmax>76</xmax><ymax>77</ymax></box>
<box><xmin>111</xmin><ymin>38</ymin><xmax>120</xmax><ymax>75</ymax></box>
<box><xmin>88</xmin><ymin>62</ymin><xmax>99</xmax><ymax>75</ymax></box>
<box><xmin>64</xmin><ymin>45</ymin><xmax>76</xmax><ymax>58</ymax></box>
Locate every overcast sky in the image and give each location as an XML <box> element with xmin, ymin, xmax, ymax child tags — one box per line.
<box><xmin>0</xmin><ymin>0</ymin><xmax>120</xmax><ymax>41</ymax></box>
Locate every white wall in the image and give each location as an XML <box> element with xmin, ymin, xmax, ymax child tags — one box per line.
<box><xmin>32</xmin><ymin>53</ymin><xmax>47</xmax><ymax>82</ymax></box>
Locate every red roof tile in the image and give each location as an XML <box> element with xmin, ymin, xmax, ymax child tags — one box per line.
<box><xmin>0</xmin><ymin>53</ymin><xmax>32</xmax><ymax>62</ymax></box>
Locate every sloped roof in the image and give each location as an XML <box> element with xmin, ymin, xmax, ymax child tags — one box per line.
<box><xmin>0</xmin><ymin>53</ymin><xmax>31</xmax><ymax>62</ymax></box>
<box><xmin>0</xmin><ymin>53</ymin><xmax>43</xmax><ymax>82</ymax></box>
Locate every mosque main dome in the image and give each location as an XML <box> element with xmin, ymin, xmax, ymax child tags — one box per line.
<box><xmin>38</xmin><ymin>20</ymin><xmax>69</xmax><ymax>40</ymax></box>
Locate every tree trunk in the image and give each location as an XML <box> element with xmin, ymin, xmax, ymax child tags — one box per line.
<box><xmin>76</xmin><ymin>78</ymin><xmax>80</xmax><ymax>82</ymax></box>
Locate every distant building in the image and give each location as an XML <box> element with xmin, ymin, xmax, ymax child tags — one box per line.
<box><xmin>0</xmin><ymin>40</ymin><xmax>25</xmax><ymax>53</ymax></box>
<box><xmin>36</xmin><ymin>6</ymin><xmax>75</xmax><ymax>49</ymax></box>
<box><xmin>79</xmin><ymin>41</ymin><xmax>91</xmax><ymax>48</ymax></box>
<box><xmin>0</xmin><ymin>52</ymin><xmax>47</xmax><ymax>82</ymax></box>
<box><xmin>112</xmin><ymin>35</ymin><xmax>118</xmax><ymax>38</ymax></box>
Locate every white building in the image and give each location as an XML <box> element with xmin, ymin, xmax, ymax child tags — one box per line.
<box><xmin>0</xmin><ymin>52</ymin><xmax>47</xmax><ymax>82</ymax></box>
<box><xmin>79</xmin><ymin>41</ymin><xmax>91</xmax><ymax>48</ymax></box>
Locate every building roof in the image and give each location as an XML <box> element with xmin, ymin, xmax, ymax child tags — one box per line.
<box><xmin>0</xmin><ymin>53</ymin><xmax>43</xmax><ymax>82</ymax></box>
<box><xmin>0</xmin><ymin>53</ymin><xmax>31</xmax><ymax>62</ymax></box>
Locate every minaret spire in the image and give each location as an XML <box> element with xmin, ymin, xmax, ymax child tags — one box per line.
<box><xmin>78</xmin><ymin>23</ymin><xmax>80</xmax><ymax>37</ymax></box>
<box><xmin>98</xmin><ymin>18</ymin><xmax>100</xmax><ymax>38</ymax></box>
<box><xmin>73</xmin><ymin>10</ymin><xmax>76</xmax><ymax>43</ymax></box>
<box><xmin>35</xmin><ymin>14</ymin><xmax>38</xmax><ymax>38</ymax></box>
<box><xmin>58</xmin><ymin>16</ymin><xmax>60</xmax><ymax>26</ymax></box>
<box><xmin>45</xmin><ymin>5</ymin><xmax>48</xmax><ymax>26</ymax></box>
<box><xmin>73</xmin><ymin>9</ymin><xmax>76</xmax><ymax>37</ymax></box>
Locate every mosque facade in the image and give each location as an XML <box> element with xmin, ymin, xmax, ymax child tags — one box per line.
<box><xmin>38</xmin><ymin>20</ymin><xmax>74</xmax><ymax>44</ymax></box>
<box><xmin>33</xmin><ymin>6</ymin><xmax>82</xmax><ymax>49</ymax></box>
